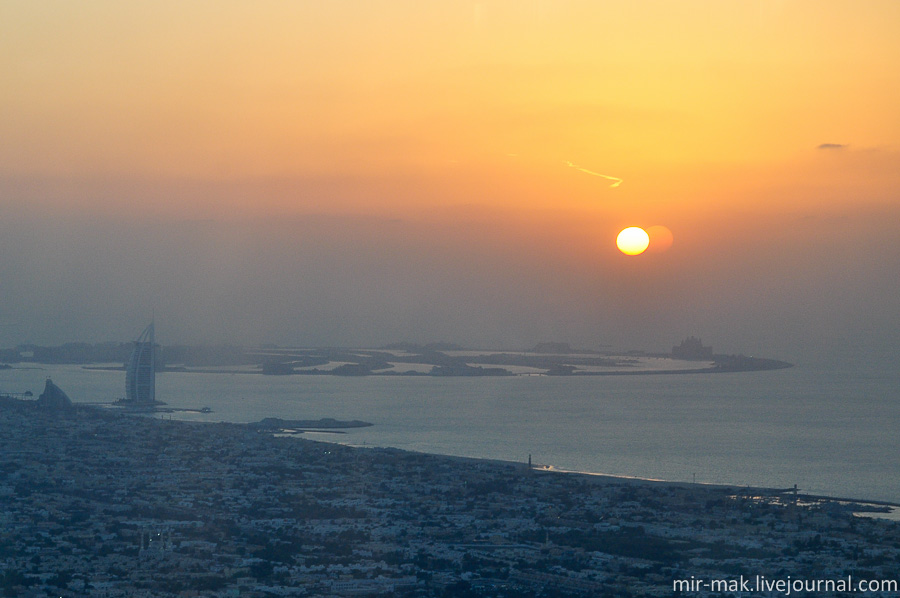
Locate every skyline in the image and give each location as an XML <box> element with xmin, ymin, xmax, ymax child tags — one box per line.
<box><xmin>1</xmin><ymin>1</ymin><xmax>899</xmax><ymax>363</ymax></box>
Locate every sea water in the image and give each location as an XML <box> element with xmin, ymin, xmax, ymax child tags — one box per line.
<box><xmin>3</xmin><ymin>357</ymin><xmax>898</xmax><ymax>503</ymax></box>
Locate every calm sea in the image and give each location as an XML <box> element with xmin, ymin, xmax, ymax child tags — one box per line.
<box><xmin>3</xmin><ymin>356</ymin><xmax>898</xmax><ymax>503</ymax></box>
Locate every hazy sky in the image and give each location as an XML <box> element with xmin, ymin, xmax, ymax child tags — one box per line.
<box><xmin>1</xmin><ymin>1</ymin><xmax>899</xmax><ymax>362</ymax></box>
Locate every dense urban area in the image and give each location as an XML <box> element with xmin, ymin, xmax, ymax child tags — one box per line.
<box><xmin>1</xmin><ymin>396</ymin><xmax>898</xmax><ymax>597</ymax></box>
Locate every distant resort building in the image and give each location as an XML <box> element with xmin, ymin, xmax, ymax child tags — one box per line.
<box><xmin>672</xmin><ymin>336</ymin><xmax>714</xmax><ymax>360</ymax></box>
<box><xmin>125</xmin><ymin>322</ymin><xmax>157</xmax><ymax>405</ymax></box>
<box><xmin>38</xmin><ymin>378</ymin><xmax>74</xmax><ymax>413</ymax></box>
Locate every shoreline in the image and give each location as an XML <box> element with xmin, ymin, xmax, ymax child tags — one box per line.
<box><xmin>332</xmin><ymin>437</ymin><xmax>900</xmax><ymax>513</ymax></box>
<box><xmin>10</xmin><ymin>363</ymin><xmax>894</xmax><ymax>511</ymax></box>
<box><xmin>7</xmin><ymin>376</ymin><xmax>892</xmax><ymax>508</ymax></box>
<box><xmin>4</xmin><ymin>399</ymin><xmax>899</xmax><ymax>596</ymax></box>
<box><xmin>114</xmin><ymin>401</ymin><xmax>900</xmax><ymax>510</ymax></box>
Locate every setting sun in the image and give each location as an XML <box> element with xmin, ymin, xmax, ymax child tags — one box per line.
<box><xmin>616</xmin><ymin>227</ymin><xmax>650</xmax><ymax>256</ymax></box>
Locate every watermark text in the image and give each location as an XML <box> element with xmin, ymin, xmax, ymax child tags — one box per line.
<box><xmin>674</xmin><ymin>575</ymin><xmax>898</xmax><ymax>595</ymax></box>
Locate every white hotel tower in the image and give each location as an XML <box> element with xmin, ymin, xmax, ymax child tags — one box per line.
<box><xmin>125</xmin><ymin>322</ymin><xmax>156</xmax><ymax>405</ymax></box>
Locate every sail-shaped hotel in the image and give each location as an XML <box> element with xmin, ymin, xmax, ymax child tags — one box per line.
<box><xmin>125</xmin><ymin>322</ymin><xmax>156</xmax><ymax>405</ymax></box>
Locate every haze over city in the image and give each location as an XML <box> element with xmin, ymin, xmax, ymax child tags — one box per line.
<box><xmin>2</xmin><ymin>1</ymin><xmax>899</xmax><ymax>363</ymax></box>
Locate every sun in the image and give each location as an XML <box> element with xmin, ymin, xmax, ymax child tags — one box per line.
<box><xmin>616</xmin><ymin>227</ymin><xmax>650</xmax><ymax>255</ymax></box>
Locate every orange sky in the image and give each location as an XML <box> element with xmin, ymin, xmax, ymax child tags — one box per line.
<box><xmin>3</xmin><ymin>2</ymin><xmax>898</xmax><ymax>206</ymax></box>
<box><xmin>1</xmin><ymin>1</ymin><xmax>899</xmax><ymax>355</ymax></box>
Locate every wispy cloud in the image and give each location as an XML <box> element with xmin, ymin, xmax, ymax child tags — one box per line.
<box><xmin>565</xmin><ymin>161</ymin><xmax>623</xmax><ymax>188</ymax></box>
<box><xmin>818</xmin><ymin>143</ymin><xmax>848</xmax><ymax>150</ymax></box>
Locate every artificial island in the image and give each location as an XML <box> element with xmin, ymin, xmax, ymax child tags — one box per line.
<box><xmin>3</xmin><ymin>333</ymin><xmax>791</xmax><ymax>381</ymax></box>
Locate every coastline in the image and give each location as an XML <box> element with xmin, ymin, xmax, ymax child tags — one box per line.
<box><xmin>335</xmin><ymin>438</ymin><xmax>899</xmax><ymax>516</ymax></box>
<box><xmin>2</xmin><ymin>399</ymin><xmax>899</xmax><ymax>596</ymax></box>
<box><xmin>9</xmin><ymin>389</ymin><xmax>886</xmax><ymax>511</ymax></box>
<box><xmin>65</xmin><ymin>401</ymin><xmax>900</xmax><ymax>512</ymax></box>
<box><xmin>9</xmin><ymin>361</ymin><xmax>900</xmax><ymax>508</ymax></box>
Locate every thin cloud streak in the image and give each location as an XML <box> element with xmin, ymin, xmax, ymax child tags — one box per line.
<box><xmin>565</xmin><ymin>161</ymin><xmax>623</xmax><ymax>188</ymax></box>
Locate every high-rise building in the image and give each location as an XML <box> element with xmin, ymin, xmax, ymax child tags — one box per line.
<box><xmin>125</xmin><ymin>322</ymin><xmax>156</xmax><ymax>404</ymax></box>
<box><xmin>672</xmin><ymin>336</ymin><xmax>713</xmax><ymax>360</ymax></box>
